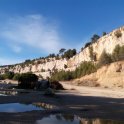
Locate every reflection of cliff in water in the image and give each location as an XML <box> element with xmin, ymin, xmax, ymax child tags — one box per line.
<box><xmin>54</xmin><ymin>114</ymin><xmax>124</xmax><ymax>124</ymax></box>
<box><xmin>0</xmin><ymin>90</ymin><xmax>17</xmax><ymax>95</ymax></box>
<box><xmin>33</xmin><ymin>102</ymin><xmax>55</xmax><ymax>109</ymax></box>
<box><xmin>80</xmin><ymin>118</ymin><xmax>124</xmax><ymax>124</ymax></box>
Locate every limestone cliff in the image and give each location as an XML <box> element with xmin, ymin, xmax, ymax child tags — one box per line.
<box><xmin>0</xmin><ymin>59</ymin><xmax>67</xmax><ymax>79</ymax></box>
<box><xmin>67</xmin><ymin>26</ymin><xmax>124</xmax><ymax>70</ymax></box>
<box><xmin>0</xmin><ymin>26</ymin><xmax>124</xmax><ymax>78</ymax></box>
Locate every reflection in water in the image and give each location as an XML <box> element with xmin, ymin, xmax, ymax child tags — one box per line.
<box><xmin>80</xmin><ymin>118</ymin><xmax>124</xmax><ymax>124</ymax></box>
<box><xmin>36</xmin><ymin>114</ymin><xmax>79</xmax><ymax>124</ymax></box>
<box><xmin>33</xmin><ymin>102</ymin><xmax>55</xmax><ymax>109</ymax></box>
<box><xmin>0</xmin><ymin>103</ymin><xmax>44</xmax><ymax>112</ymax></box>
<box><xmin>0</xmin><ymin>90</ymin><xmax>30</xmax><ymax>96</ymax></box>
<box><xmin>56</xmin><ymin>114</ymin><xmax>76</xmax><ymax>122</ymax></box>
<box><xmin>0</xmin><ymin>93</ymin><xmax>7</xmax><ymax>96</ymax></box>
<box><xmin>0</xmin><ymin>102</ymin><xmax>55</xmax><ymax>113</ymax></box>
<box><xmin>36</xmin><ymin>114</ymin><xmax>124</xmax><ymax>124</ymax></box>
<box><xmin>0</xmin><ymin>91</ymin><xmax>18</xmax><ymax>96</ymax></box>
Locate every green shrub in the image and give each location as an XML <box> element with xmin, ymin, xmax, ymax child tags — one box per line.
<box><xmin>59</xmin><ymin>48</ymin><xmax>66</xmax><ymax>55</ymax></box>
<box><xmin>102</xmin><ymin>32</ymin><xmax>107</xmax><ymax>36</ymax></box>
<box><xmin>89</xmin><ymin>46</ymin><xmax>96</xmax><ymax>61</ymax></box>
<box><xmin>13</xmin><ymin>73</ymin><xmax>21</xmax><ymax>80</ymax></box>
<box><xmin>62</xmin><ymin>49</ymin><xmax>77</xmax><ymax>59</ymax></box>
<box><xmin>74</xmin><ymin>61</ymin><xmax>97</xmax><ymax>78</ymax></box>
<box><xmin>89</xmin><ymin>46</ymin><xmax>93</xmax><ymax>60</ymax></box>
<box><xmin>18</xmin><ymin>73</ymin><xmax>38</xmax><ymax>89</ymax></box>
<box><xmin>50</xmin><ymin>62</ymin><xmax>97</xmax><ymax>81</ymax></box>
<box><xmin>55</xmin><ymin>54</ymin><xmax>60</xmax><ymax>60</ymax></box>
<box><xmin>98</xmin><ymin>50</ymin><xmax>112</xmax><ymax>67</ymax></box>
<box><xmin>112</xmin><ymin>45</ymin><xmax>124</xmax><ymax>61</ymax></box>
<box><xmin>84</xmin><ymin>42</ymin><xmax>92</xmax><ymax>48</ymax></box>
<box><xmin>51</xmin><ymin>70</ymin><xmax>73</xmax><ymax>81</ymax></box>
<box><xmin>2</xmin><ymin>72</ymin><xmax>15</xmax><ymax>79</ymax></box>
<box><xmin>0</xmin><ymin>75</ymin><xmax>5</xmax><ymax>80</ymax></box>
<box><xmin>47</xmin><ymin>53</ymin><xmax>56</xmax><ymax>58</ymax></box>
<box><xmin>112</xmin><ymin>45</ymin><xmax>120</xmax><ymax>61</ymax></box>
<box><xmin>91</xmin><ymin>34</ymin><xmax>100</xmax><ymax>43</ymax></box>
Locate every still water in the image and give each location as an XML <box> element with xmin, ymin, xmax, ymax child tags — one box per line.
<box><xmin>36</xmin><ymin>114</ymin><xmax>79</xmax><ymax>124</ymax></box>
<box><xmin>0</xmin><ymin>103</ymin><xmax>44</xmax><ymax>112</ymax></box>
<box><xmin>0</xmin><ymin>103</ymin><xmax>123</xmax><ymax>123</ymax></box>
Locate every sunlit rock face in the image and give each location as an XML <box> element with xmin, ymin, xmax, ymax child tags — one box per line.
<box><xmin>0</xmin><ymin>27</ymin><xmax>124</xmax><ymax>78</ymax></box>
<box><xmin>67</xmin><ymin>27</ymin><xmax>124</xmax><ymax>70</ymax></box>
<box><xmin>0</xmin><ymin>59</ymin><xmax>67</xmax><ymax>78</ymax></box>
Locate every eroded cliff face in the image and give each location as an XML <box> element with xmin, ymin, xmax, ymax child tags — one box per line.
<box><xmin>0</xmin><ymin>26</ymin><xmax>124</xmax><ymax>78</ymax></box>
<box><xmin>0</xmin><ymin>59</ymin><xmax>67</xmax><ymax>78</ymax></box>
<box><xmin>67</xmin><ymin>27</ymin><xmax>124</xmax><ymax>70</ymax></box>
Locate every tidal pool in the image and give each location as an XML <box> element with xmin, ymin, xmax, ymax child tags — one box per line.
<box><xmin>0</xmin><ymin>103</ymin><xmax>44</xmax><ymax>112</ymax></box>
<box><xmin>36</xmin><ymin>114</ymin><xmax>124</xmax><ymax>124</ymax></box>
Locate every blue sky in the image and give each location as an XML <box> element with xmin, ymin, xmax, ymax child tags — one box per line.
<box><xmin>0</xmin><ymin>0</ymin><xmax>124</xmax><ymax>65</ymax></box>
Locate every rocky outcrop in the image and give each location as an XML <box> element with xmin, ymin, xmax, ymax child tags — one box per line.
<box><xmin>0</xmin><ymin>26</ymin><xmax>124</xmax><ymax>78</ymax></box>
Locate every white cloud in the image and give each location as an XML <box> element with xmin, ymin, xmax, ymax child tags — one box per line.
<box><xmin>1</xmin><ymin>14</ymin><xmax>63</xmax><ymax>53</ymax></box>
